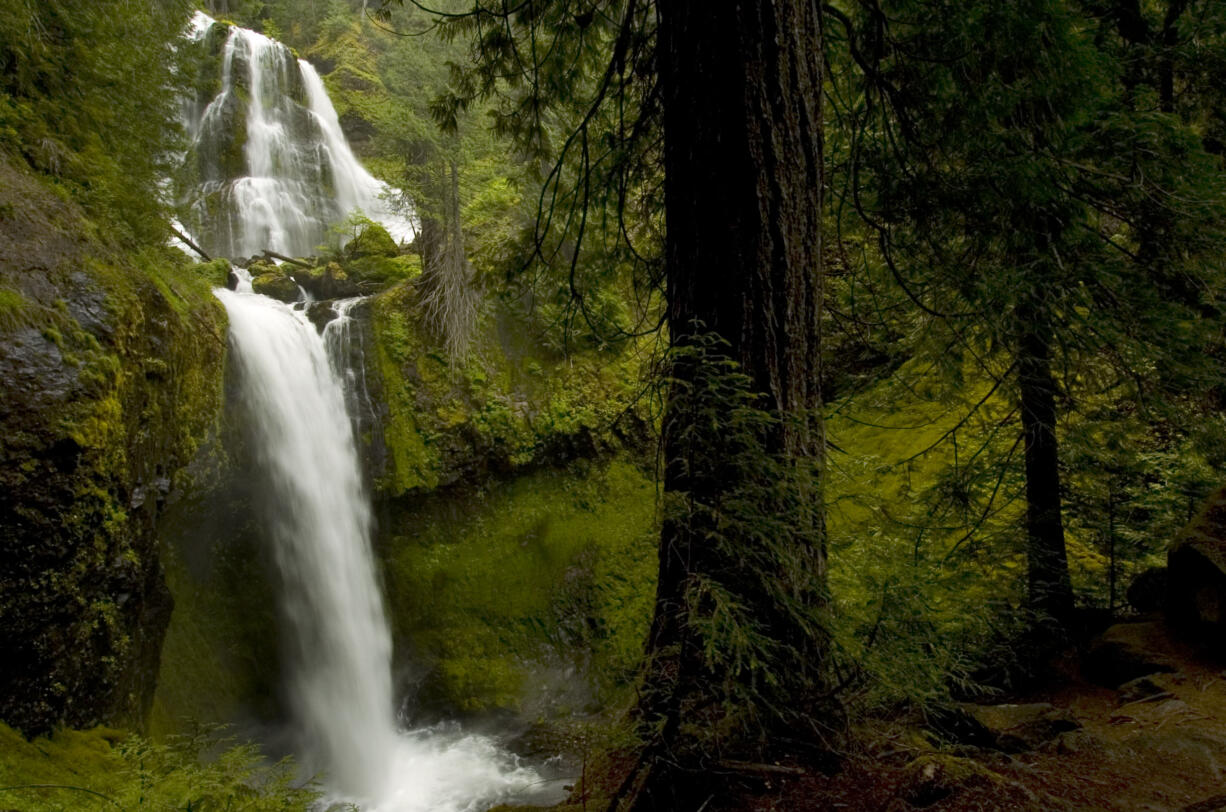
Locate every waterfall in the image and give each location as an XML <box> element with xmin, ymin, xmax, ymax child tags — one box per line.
<box><xmin>180</xmin><ymin>13</ymin><xmax>413</xmax><ymax>259</ymax></box>
<box><xmin>216</xmin><ymin>275</ymin><xmax>546</xmax><ymax>810</ymax></box>
<box><xmin>323</xmin><ymin>298</ymin><xmax>378</xmax><ymax>443</ymax></box>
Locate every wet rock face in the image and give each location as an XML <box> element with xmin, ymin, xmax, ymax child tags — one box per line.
<box><xmin>0</xmin><ymin>158</ymin><xmax>226</xmax><ymax>735</ymax></box>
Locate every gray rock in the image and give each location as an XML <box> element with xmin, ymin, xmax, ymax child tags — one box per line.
<box><xmin>1085</xmin><ymin>622</ymin><xmax>1178</xmax><ymax>687</ymax></box>
<box><xmin>1118</xmin><ymin>674</ymin><xmax>1177</xmax><ymax>704</ymax></box>
<box><xmin>961</xmin><ymin>702</ymin><xmax>1081</xmax><ymax>753</ymax></box>
<box><xmin>1169</xmin><ymin>489</ymin><xmax>1226</xmax><ymax>637</ymax></box>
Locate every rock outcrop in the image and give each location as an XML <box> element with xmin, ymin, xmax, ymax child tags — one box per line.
<box><xmin>1168</xmin><ymin>487</ymin><xmax>1226</xmax><ymax>637</ymax></box>
<box><xmin>1085</xmin><ymin>622</ymin><xmax>1179</xmax><ymax>687</ymax></box>
<box><xmin>0</xmin><ymin>158</ymin><xmax>227</xmax><ymax>735</ymax></box>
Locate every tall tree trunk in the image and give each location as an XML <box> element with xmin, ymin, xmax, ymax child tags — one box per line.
<box><xmin>620</xmin><ymin>1</ymin><xmax>826</xmax><ymax>808</ymax></box>
<box><xmin>1159</xmin><ymin>0</ymin><xmax>1188</xmax><ymax>114</ymax></box>
<box><xmin>1018</xmin><ymin>317</ymin><xmax>1074</xmax><ymax>626</ymax></box>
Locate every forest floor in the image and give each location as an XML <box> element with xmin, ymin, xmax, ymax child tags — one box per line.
<box><xmin>748</xmin><ymin>620</ymin><xmax>1226</xmax><ymax>811</ymax></box>
<box><xmin>507</xmin><ymin>620</ymin><xmax>1226</xmax><ymax>811</ymax></box>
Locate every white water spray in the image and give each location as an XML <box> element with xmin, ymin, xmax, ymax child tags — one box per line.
<box><xmin>216</xmin><ymin>275</ymin><xmax>547</xmax><ymax>810</ymax></box>
<box><xmin>181</xmin><ymin>13</ymin><xmax>414</xmax><ymax>259</ymax></box>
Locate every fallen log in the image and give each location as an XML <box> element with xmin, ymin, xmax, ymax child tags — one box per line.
<box><xmin>261</xmin><ymin>249</ymin><xmax>313</xmax><ymax>269</ymax></box>
<box><xmin>169</xmin><ymin>224</ymin><xmax>211</xmax><ymax>261</ymax></box>
<box><xmin>717</xmin><ymin>760</ymin><xmax>806</xmax><ymax>776</ymax></box>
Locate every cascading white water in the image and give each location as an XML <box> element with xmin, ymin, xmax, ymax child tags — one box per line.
<box><xmin>324</xmin><ymin>298</ymin><xmax>378</xmax><ymax>440</ymax></box>
<box><xmin>180</xmin><ymin>13</ymin><xmax>413</xmax><ymax>259</ymax></box>
<box><xmin>216</xmin><ymin>274</ymin><xmax>547</xmax><ymax>810</ymax></box>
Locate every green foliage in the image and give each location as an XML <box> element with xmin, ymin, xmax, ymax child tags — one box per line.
<box><xmin>645</xmin><ymin>333</ymin><xmax>828</xmax><ymax>750</ymax></box>
<box><xmin>370</xmin><ymin>279</ymin><xmax>651</xmax><ymax>498</ymax></box>
<box><xmin>0</xmin><ymin>722</ymin><xmax>319</xmax><ymax>811</ymax></box>
<box><xmin>0</xmin><ymin>0</ymin><xmax>191</xmax><ymax>244</ymax></box>
<box><xmin>822</xmin><ymin>0</ymin><xmax>1226</xmax><ymax>637</ymax></box>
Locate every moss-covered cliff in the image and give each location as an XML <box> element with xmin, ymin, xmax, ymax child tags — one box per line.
<box><xmin>152</xmin><ymin>272</ymin><xmax>659</xmax><ymax>731</ymax></box>
<box><xmin>0</xmin><ymin>157</ymin><xmax>228</xmax><ymax>735</ymax></box>
<box><xmin>369</xmin><ymin>281</ymin><xmax>651</xmax><ymax>496</ymax></box>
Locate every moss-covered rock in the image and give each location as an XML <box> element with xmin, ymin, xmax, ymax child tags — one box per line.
<box><xmin>0</xmin><ymin>157</ymin><xmax>227</xmax><ymax>735</ymax></box>
<box><xmin>287</xmin><ymin>261</ymin><xmax>360</xmax><ymax>299</ymax></box>
<box><xmin>347</xmin><ymin>219</ymin><xmax>398</xmax><ymax>258</ymax></box>
<box><xmin>250</xmin><ymin>270</ymin><xmax>300</xmax><ymax>302</ymax></box>
<box><xmin>368</xmin><ymin>280</ymin><xmax>652</xmax><ymax>498</ymax></box>
<box><xmin>149</xmin><ymin>466</ymin><xmax>283</xmax><ymax>735</ymax></box>
<box><xmin>346</xmin><ymin>252</ymin><xmax>420</xmax><ymax>287</ymax></box>
<box><xmin>383</xmin><ymin>457</ymin><xmax>658</xmax><ymax>716</ymax></box>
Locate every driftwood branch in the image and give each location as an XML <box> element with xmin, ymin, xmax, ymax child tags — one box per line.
<box><xmin>169</xmin><ymin>224</ymin><xmax>211</xmax><ymax>261</ymax></box>
<box><xmin>262</xmin><ymin>250</ymin><xmax>312</xmax><ymax>269</ymax></box>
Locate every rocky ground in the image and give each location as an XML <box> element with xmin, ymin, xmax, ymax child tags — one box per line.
<box><xmin>752</xmin><ymin>620</ymin><xmax>1226</xmax><ymax>811</ymax></box>
<box><xmin>500</xmin><ymin>618</ymin><xmax>1226</xmax><ymax>811</ymax></box>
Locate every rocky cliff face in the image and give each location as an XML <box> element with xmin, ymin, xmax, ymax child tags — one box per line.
<box><xmin>0</xmin><ymin>158</ymin><xmax>228</xmax><ymax>735</ymax></box>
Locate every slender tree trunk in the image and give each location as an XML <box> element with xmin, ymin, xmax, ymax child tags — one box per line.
<box><xmin>1159</xmin><ymin>0</ymin><xmax>1188</xmax><ymax>114</ymax></box>
<box><xmin>1018</xmin><ymin>317</ymin><xmax>1074</xmax><ymax>626</ymax></box>
<box><xmin>620</xmin><ymin>1</ymin><xmax>826</xmax><ymax>808</ymax></box>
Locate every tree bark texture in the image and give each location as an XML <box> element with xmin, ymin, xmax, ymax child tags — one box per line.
<box><xmin>625</xmin><ymin>0</ymin><xmax>826</xmax><ymax>808</ymax></box>
<box><xmin>1018</xmin><ymin>319</ymin><xmax>1075</xmax><ymax>625</ymax></box>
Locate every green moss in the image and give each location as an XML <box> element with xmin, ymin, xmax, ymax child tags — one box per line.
<box><xmin>0</xmin><ymin>284</ymin><xmax>28</xmax><ymax>330</ymax></box>
<box><xmin>194</xmin><ymin>258</ymin><xmax>233</xmax><ymax>287</ymax></box>
<box><xmin>369</xmin><ymin>280</ymin><xmax>652</xmax><ymax>499</ymax></box>
<box><xmin>149</xmin><ymin>470</ymin><xmax>281</xmax><ymax>737</ymax></box>
<box><xmin>347</xmin><ymin>252</ymin><xmax>420</xmax><ymax>285</ymax></box>
<box><xmin>251</xmin><ymin>270</ymin><xmax>299</xmax><ymax>301</ymax></box>
<box><xmin>384</xmin><ymin>457</ymin><xmax>658</xmax><ymax>713</ymax></box>
<box><xmin>348</xmin><ymin>219</ymin><xmax>398</xmax><ymax>258</ymax></box>
<box><xmin>0</xmin><ymin>157</ymin><xmax>229</xmax><ymax>733</ymax></box>
<box><xmin>371</xmin><ymin>283</ymin><xmax>443</xmax><ymax>493</ymax></box>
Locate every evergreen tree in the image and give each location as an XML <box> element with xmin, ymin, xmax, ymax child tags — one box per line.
<box><xmin>831</xmin><ymin>0</ymin><xmax>1226</xmax><ymax>633</ymax></box>
<box><xmin>0</xmin><ymin>0</ymin><xmax>193</xmax><ymax>243</ymax></box>
<box><xmin>377</xmin><ymin>1</ymin><xmax>831</xmax><ymax>806</ymax></box>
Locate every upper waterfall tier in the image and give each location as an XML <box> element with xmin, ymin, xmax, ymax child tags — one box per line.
<box><xmin>177</xmin><ymin>12</ymin><xmax>414</xmax><ymax>260</ymax></box>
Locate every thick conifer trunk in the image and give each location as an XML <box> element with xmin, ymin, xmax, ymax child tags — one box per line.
<box><xmin>1018</xmin><ymin>319</ymin><xmax>1074</xmax><ymax>626</ymax></box>
<box><xmin>622</xmin><ymin>1</ymin><xmax>826</xmax><ymax>808</ymax></box>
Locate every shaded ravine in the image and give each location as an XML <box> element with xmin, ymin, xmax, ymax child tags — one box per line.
<box><xmin>215</xmin><ymin>272</ymin><xmax>553</xmax><ymax>810</ymax></box>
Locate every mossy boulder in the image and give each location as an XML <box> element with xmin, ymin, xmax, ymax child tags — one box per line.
<box><xmin>192</xmin><ymin>258</ymin><xmax>233</xmax><ymax>288</ymax></box>
<box><xmin>287</xmin><ymin>261</ymin><xmax>359</xmax><ymax>299</ymax></box>
<box><xmin>347</xmin><ymin>219</ymin><xmax>399</xmax><ymax>259</ymax></box>
<box><xmin>1168</xmin><ymin>486</ymin><xmax>1226</xmax><ymax>634</ymax></box>
<box><xmin>345</xmin><ymin>253</ymin><xmax>420</xmax><ymax>287</ymax></box>
<box><xmin>250</xmin><ymin>270</ymin><xmax>300</xmax><ymax>302</ymax></box>
<box><xmin>0</xmin><ymin>158</ymin><xmax>227</xmax><ymax>735</ymax></box>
